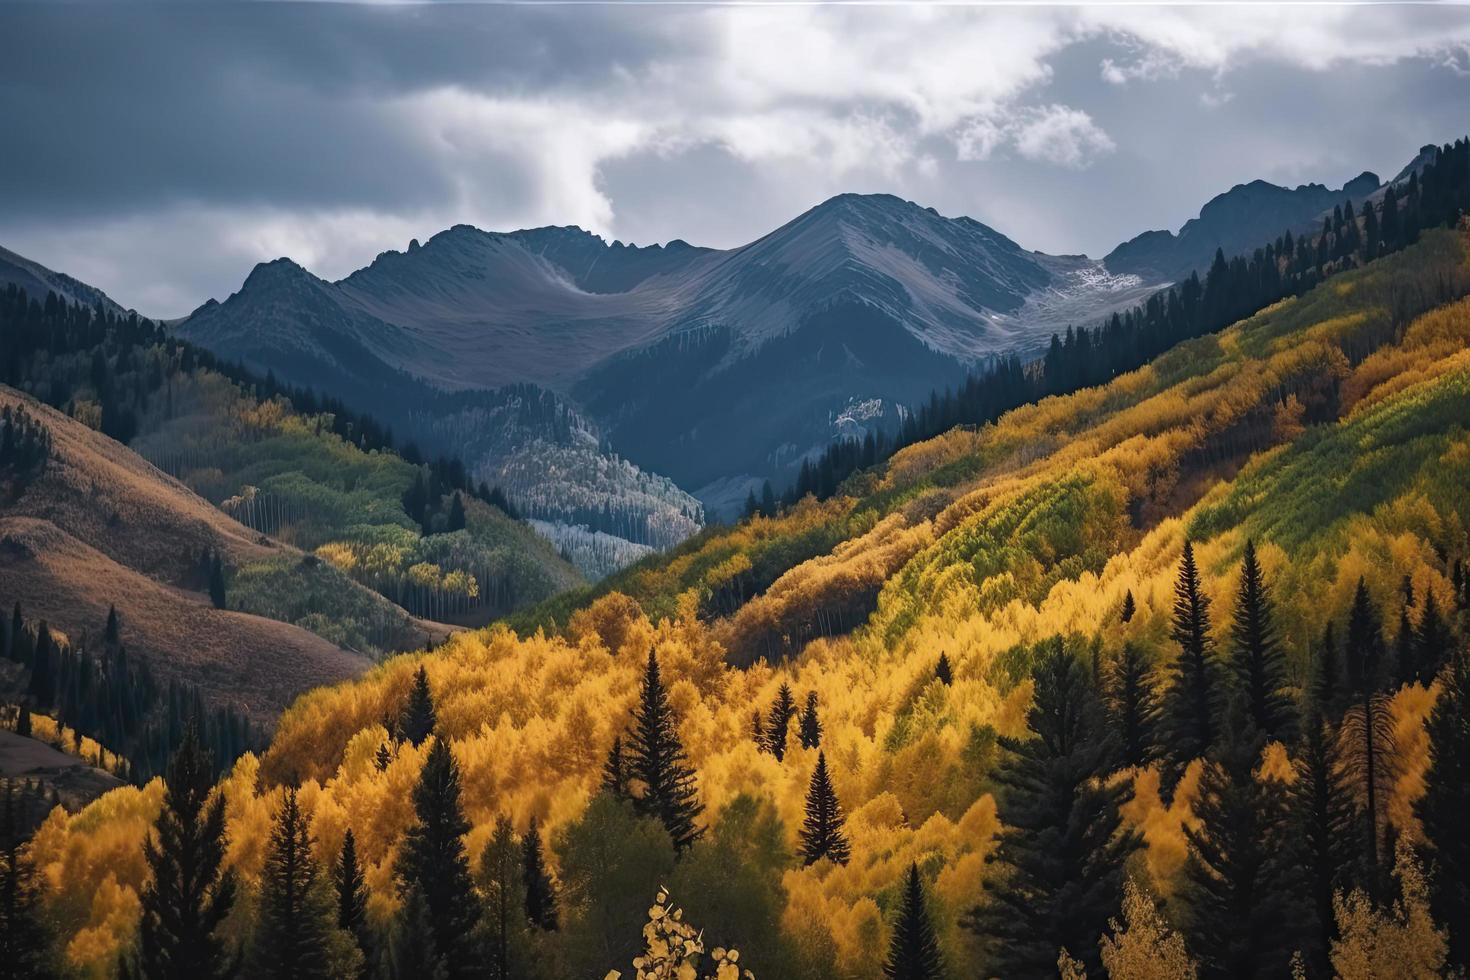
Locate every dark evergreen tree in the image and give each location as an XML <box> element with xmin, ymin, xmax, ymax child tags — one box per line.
<box><xmin>1160</xmin><ymin>541</ymin><xmax>1221</xmax><ymax>774</ymax></box>
<box><xmin>254</xmin><ymin>788</ymin><xmax>333</xmax><ymax>979</ymax></box>
<box><xmin>1106</xmin><ymin>642</ymin><xmax>1160</xmax><ymax>768</ymax></box>
<box><xmin>1228</xmin><ymin>540</ymin><xmax>1294</xmax><ymax>741</ymax></box>
<box><xmin>1290</xmin><ymin>707</ymin><xmax>1356</xmax><ymax>978</ymax></box>
<box><xmin>208</xmin><ymin>553</ymin><xmax>227</xmax><ymax>610</ymax></box>
<box><xmin>1310</xmin><ymin>622</ymin><xmax>1345</xmax><ymax>720</ymax></box>
<box><xmin>799</xmin><ymin>751</ymin><xmax>850</xmax><ymax>866</ymax></box>
<box><xmin>601</xmin><ymin>734</ymin><xmax>626</xmax><ymax>799</ymax></box>
<box><xmin>935</xmin><ymin>652</ymin><xmax>953</xmax><ymax>687</ymax></box>
<box><xmin>1415</xmin><ymin>647</ymin><xmax>1470</xmax><ymax>970</ymax></box>
<box><xmin>334</xmin><ymin>829</ymin><xmax>372</xmax><ymax>976</ymax></box>
<box><xmin>967</xmin><ymin>640</ymin><xmax>1139</xmax><ymax>978</ymax></box>
<box><xmin>1341</xmin><ymin>579</ymin><xmax>1395</xmax><ymax>886</ymax></box>
<box><xmin>883</xmin><ymin>862</ymin><xmax>945</xmax><ymax>980</ymax></box>
<box><xmin>480</xmin><ymin>816</ymin><xmax>529</xmax><ymax>980</ymax></box>
<box><xmin>446</xmin><ymin>493</ymin><xmax>466</xmax><ymax>533</ymax></box>
<box><xmin>386</xmin><ymin>887</ymin><xmax>447</xmax><ymax>980</ymax></box>
<box><xmin>104</xmin><ymin>604</ymin><xmax>120</xmax><ymax>645</ymax></box>
<box><xmin>1120</xmin><ymin>589</ymin><xmax>1136</xmax><ymax>624</ymax></box>
<box><xmin>750</xmin><ymin>710</ymin><xmax>766</xmax><ymax>753</ymax></box>
<box><xmin>1178</xmin><ymin>705</ymin><xmax>1296</xmax><ymax>978</ymax></box>
<box><xmin>522</xmin><ymin>815</ymin><xmax>558</xmax><ymax>931</ymax></box>
<box><xmin>14</xmin><ymin>706</ymin><xmax>29</xmax><ymax>740</ymax></box>
<box><xmin>134</xmin><ymin>728</ymin><xmax>238</xmax><ymax>980</ymax></box>
<box><xmin>397</xmin><ymin>738</ymin><xmax>481</xmax><ymax>978</ymax></box>
<box><xmin>1393</xmin><ymin>604</ymin><xmax>1417</xmax><ymax>690</ymax></box>
<box><xmin>765</xmin><ymin>682</ymin><xmax>797</xmax><ymax>760</ymax></box>
<box><xmin>27</xmin><ymin>623</ymin><xmax>54</xmax><ymax>709</ymax></box>
<box><xmin>0</xmin><ymin>782</ymin><xmax>53</xmax><ymax>980</ymax></box>
<box><xmin>760</xmin><ymin>480</ymin><xmax>777</xmax><ymax>519</ymax></box>
<box><xmin>627</xmin><ymin>649</ymin><xmax>704</xmax><ymax>852</ymax></box>
<box><xmin>799</xmin><ymin>691</ymin><xmax>823</xmax><ymax>750</ymax></box>
<box><xmin>400</xmin><ymin>665</ymin><xmax>436</xmax><ymax>747</ymax></box>
<box><xmin>1413</xmin><ymin>589</ymin><xmax>1452</xmax><ymax>685</ymax></box>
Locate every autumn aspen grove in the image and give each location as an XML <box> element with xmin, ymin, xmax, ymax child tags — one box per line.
<box><xmin>4</xmin><ymin>4</ymin><xmax>1470</xmax><ymax>978</ymax></box>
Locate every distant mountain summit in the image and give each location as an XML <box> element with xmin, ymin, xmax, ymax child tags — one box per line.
<box><xmin>1105</xmin><ymin>171</ymin><xmax>1382</xmax><ymax>280</ymax></box>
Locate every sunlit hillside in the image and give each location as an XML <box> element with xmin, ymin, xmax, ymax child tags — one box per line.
<box><xmin>29</xmin><ymin>226</ymin><xmax>1470</xmax><ymax>978</ymax></box>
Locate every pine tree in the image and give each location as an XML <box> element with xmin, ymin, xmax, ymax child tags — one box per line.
<box><xmin>480</xmin><ymin>816</ymin><xmax>529</xmax><ymax>980</ymax></box>
<box><xmin>765</xmin><ymin>682</ymin><xmax>796</xmax><ymax>761</ymax></box>
<box><xmin>968</xmin><ymin>639</ymin><xmax>1139</xmax><ymax>978</ymax></box>
<box><xmin>0</xmin><ymin>782</ymin><xmax>53</xmax><ymax>980</ymax></box>
<box><xmin>1177</xmin><ymin>704</ymin><xmax>1297</xmax><ymax>978</ymax></box>
<box><xmin>1311</xmin><ymin>622</ymin><xmax>1345</xmax><ymax>720</ymax></box>
<box><xmin>1120</xmin><ymin>589</ymin><xmax>1136</xmax><ymax>624</ymax></box>
<box><xmin>134</xmin><ymin>728</ymin><xmax>238</xmax><ymax>980</ymax></box>
<box><xmin>446</xmin><ymin>493</ymin><xmax>466</xmax><ymax>533</ymax></box>
<box><xmin>1394</xmin><ymin>604</ymin><xmax>1417</xmax><ymax>690</ymax></box>
<box><xmin>750</xmin><ymin>710</ymin><xmax>766</xmax><ymax>753</ymax></box>
<box><xmin>1415</xmin><ymin>647</ymin><xmax>1470</xmax><ymax>970</ymax></box>
<box><xmin>601</xmin><ymin>734</ymin><xmax>626</xmax><ymax>799</ymax></box>
<box><xmin>334</xmin><ymin>829</ymin><xmax>372</xmax><ymax>976</ymax></box>
<box><xmin>27</xmin><ymin>623</ymin><xmax>54</xmax><ymax>709</ymax></box>
<box><xmin>400</xmin><ymin>665</ymin><xmax>436</xmax><ymax>747</ymax></box>
<box><xmin>1161</xmin><ymin>541</ymin><xmax>1221</xmax><ymax>774</ymax></box>
<box><xmin>1413</xmin><ymin>589</ymin><xmax>1452</xmax><ymax>685</ymax></box>
<box><xmin>798</xmin><ymin>691</ymin><xmax>823</xmax><ymax>750</ymax></box>
<box><xmin>104</xmin><ymin>604</ymin><xmax>120</xmax><ymax>645</ymax></box>
<box><xmin>935</xmin><ymin>652</ymin><xmax>953</xmax><ymax>687</ymax></box>
<box><xmin>208</xmin><ymin>553</ymin><xmax>227</xmax><ymax>610</ymax></box>
<box><xmin>386</xmin><ymin>887</ymin><xmax>447</xmax><ymax>980</ymax></box>
<box><xmin>799</xmin><ymin>751</ymin><xmax>850</xmax><ymax>866</ymax></box>
<box><xmin>1106</xmin><ymin>642</ymin><xmax>1160</xmax><ymax>768</ymax></box>
<box><xmin>1228</xmin><ymin>540</ymin><xmax>1294</xmax><ymax>741</ymax></box>
<box><xmin>522</xmin><ymin>815</ymin><xmax>558</xmax><ymax>931</ymax></box>
<box><xmin>1291</xmin><ymin>708</ymin><xmax>1357</xmax><ymax>977</ymax></box>
<box><xmin>627</xmin><ymin>649</ymin><xmax>704</xmax><ymax>852</ymax></box>
<box><xmin>760</xmin><ymin>481</ymin><xmax>777</xmax><ymax>518</ymax></box>
<box><xmin>397</xmin><ymin>738</ymin><xmax>480</xmax><ymax>978</ymax></box>
<box><xmin>1342</xmin><ymin>579</ymin><xmax>1396</xmax><ymax>886</ymax></box>
<box><xmin>254</xmin><ymin>788</ymin><xmax>333</xmax><ymax>979</ymax></box>
<box><xmin>884</xmin><ymin>862</ymin><xmax>944</xmax><ymax>980</ymax></box>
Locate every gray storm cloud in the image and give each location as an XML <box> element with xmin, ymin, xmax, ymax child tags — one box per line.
<box><xmin>2</xmin><ymin>2</ymin><xmax>1468</xmax><ymax>317</ymax></box>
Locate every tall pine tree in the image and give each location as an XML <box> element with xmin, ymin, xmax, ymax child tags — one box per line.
<box><xmin>1106</xmin><ymin>642</ymin><xmax>1160</xmax><ymax>768</ymax></box>
<box><xmin>601</xmin><ymin>734</ymin><xmax>626</xmax><ymax>799</ymax></box>
<box><xmin>968</xmin><ymin>640</ymin><xmax>1139</xmax><ymax>977</ymax></box>
<box><xmin>1341</xmin><ymin>579</ymin><xmax>1396</xmax><ymax>886</ymax></box>
<box><xmin>0</xmin><ymin>782</ymin><xmax>52</xmax><ymax>980</ymax></box>
<box><xmin>334</xmin><ymin>829</ymin><xmax>372</xmax><ymax>978</ymax></box>
<box><xmin>253</xmin><ymin>788</ymin><xmax>334</xmax><ymax>980</ymax></box>
<box><xmin>522</xmin><ymin>815</ymin><xmax>558</xmax><ymax>931</ymax></box>
<box><xmin>479</xmin><ymin>816</ymin><xmax>530</xmax><ymax>980</ymax></box>
<box><xmin>400</xmin><ymin>665</ymin><xmax>437</xmax><ymax>747</ymax></box>
<box><xmin>1160</xmin><ymin>541</ymin><xmax>1221</xmax><ymax>776</ymax></box>
<box><xmin>1228</xmin><ymin>540</ymin><xmax>1294</xmax><ymax>741</ymax></box>
<box><xmin>1415</xmin><ymin>647</ymin><xmax>1470</xmax><ymax>970</ymax></box>
<box><xmin>627</xmin><ymin>649</ymin><xmax>704</xmax><ymax>852</ymax></box>
<box><xmin>884</xmin><ymin>862</ymin><xmax>944</xmax><ymax>980</ymax></box>
<box><xmin>799</xmin><ymin>691</ymin><xmax>823</xmax><ymax>750</ymax></box>
<box><xmin>799</xmin><ymin>751</ymin><xmax>851</xmax><ymax>866</ymax></box>
<box><xmin>765</xmin><ymin>683</ymin><xmax>796</xmax><ymax>761</ymax></box>
<box><xmin>1177</xmin><ymin>704</ymin><xmax>1297</xmax><ymax>978</ymax></box>
<box><xmin>134</xmin><ymin>728</ymin><xmax>238</xmax><ymax>980</ymax></box>
<box><xmin>397</xmin><ymin>738</ymin><xmax>481</xmax><ymax>978</ymax></box>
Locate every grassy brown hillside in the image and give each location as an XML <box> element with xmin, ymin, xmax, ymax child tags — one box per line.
<box><xmin>0</xmin><ymin>517</ymin><xmax>368</xmax><ymax>723</ymax></box>
<box><xmin>0</xmin><ymin>384</ymin><xmax>443</xmax><ymax>653</ymax></box>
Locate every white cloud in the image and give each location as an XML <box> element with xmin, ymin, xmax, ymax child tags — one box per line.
<box><xmin>955</xmin><ymin>105</ymin><xmax>1114</xmax><ymax>169</ymax></box>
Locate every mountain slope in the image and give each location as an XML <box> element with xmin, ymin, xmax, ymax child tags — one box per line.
<box><xmin>0</xmin><ymin>244</ymin><xmax>129</xmax><ymax>317</ymax></box>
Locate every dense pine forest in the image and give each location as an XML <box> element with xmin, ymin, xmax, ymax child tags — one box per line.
<box><xmin>5</xmin><ymin>144</ymin><xmax>1470</xmax><ymax>979</ymax></box>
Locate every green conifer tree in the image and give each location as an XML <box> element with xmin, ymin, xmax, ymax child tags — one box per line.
<box><xmin>1106</xmin><ymin>642</ymin><xmax>1160</xmax><ymax>768</ymax></box>
<box><xmin>0</xmin><ymin>782</ymin><xmax>53</xmax><ymax>980</ymax></box>
<box><xmin>935</xmin><ymin>653</ymin><xmax>953</xmax><ymax>687</ymax></box>
<box><xmin>1413</xmin><ymin>589</ymin><xmax>1452</xmax><ymax>685</ymax></box>
<box><xmin>1120</xmin><ymin>589</ymin><xmax>1137</xmax><ymax>624</ymax></box>
<box><xmin>208</xmin><ymin>554</ymin><xmax>227</xmax><ymax>610</ymax></box>
<box><xmin>627</xmin><ymin>649</ymin><xmax>704</xmax><ymax>852</ymax></box>
<box><xmin>1228</xmin><ymin>540</ymin><xmax>1294</xmax><ymax>741</ymax></box>
<box><xmin>1160</xmin><ymin>541</ymin><xmax>1222</xmax><ymax>775</ymax></box>
<box><xmin>522</xmin><ymin>815</ymin><xmax>558</xmax><ymax>931</ymax></box>
<box><xmin>480</xmin><ymin>816</ymin><xmax>529</xmax><ymax>980</ymax></box>
<box><xmin>799</xmin><ymin>751</ymin><xmax>850</xmax><ymax>866</ymax></box>
<box><xmin>1178</xmin><ymin>704</ymin><xmax>1296</xmax><ymax>978</ymax></box>
<box><xmin>883</xmin><ymin>862</ymin><xmax>944</xmax><ymax>980</ymax></box>
<box><xmin>1414</xmin><ymin>648</ymin><xmax>1470</xmax><ymax>970</ymax></box>
<box><xmin>798</xmin><ymin>691</ymin><xmax>823</xmax><ymax>750</ymax></box>
<box><xmin>1342</xmin><ymin>579</ymin><xmax>1396</xmax><ymax>887</ymax></box>
<box><xmin>400</xmin><ymin>665</ymin><xmax>436</xmax><ymax>748</ymax></box>
<box><xmin>397</xmin><ymin>738</ymin><xmax>481</xmax><ymax>978</ymax></box>
<box><xmin>134</xmin><ymin>728</ymin><xmax>238</xmax><ymax>980</ymax></box>
<box><xmin>765</xmin><ymin>683</ymin><xmax>796</xmax><ymax>761</ymax></box>
<box><xmin>386</xmin><ymin>887</ymin><xmax>447</xmax><ymax>980</ymax></box>
<box><xmin>446</xmin><ymin>493</ymin><xmax>466</xmax><ymax>533</ymax></box>
<box><xmin>1291</xmin><ymin>708</ymin><xmax>1357</xmax><ymax>977</ymax></box>
<box><xmin>967</xmin><ymin>639</ymin><xmax>1139</xmax><ymax>978</ymax></box>
<box><xmin>601</xmin><ymin>734</ymin><xmax>626</xmax><ymax>799</ymax></box>
<box><xmin>253</xmin><ymin>788</ymin><xmax>334</xmax><ymax>979</ymax></box>
<box><xmin>334</xmin><ymin>829</ymin><xmax>372</xmax><ymax>977</ymax></box>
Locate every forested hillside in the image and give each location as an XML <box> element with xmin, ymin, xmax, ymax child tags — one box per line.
<box><xmin>16</xmin><ymin>159</ymin><xmax>1470</xmax><ymax>979</ymax></box>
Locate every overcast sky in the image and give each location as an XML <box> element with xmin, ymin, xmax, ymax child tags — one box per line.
<box><xmin>3</xmin><ymin>2</ymin><xmax>1469</xmax><ymax>318</ymax></box>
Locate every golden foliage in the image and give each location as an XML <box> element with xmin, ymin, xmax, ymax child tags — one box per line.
<box><xmin>1330</xmin><ymin>838</ymin><xmax>1447</xmax><ymax>980</ymax></box>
